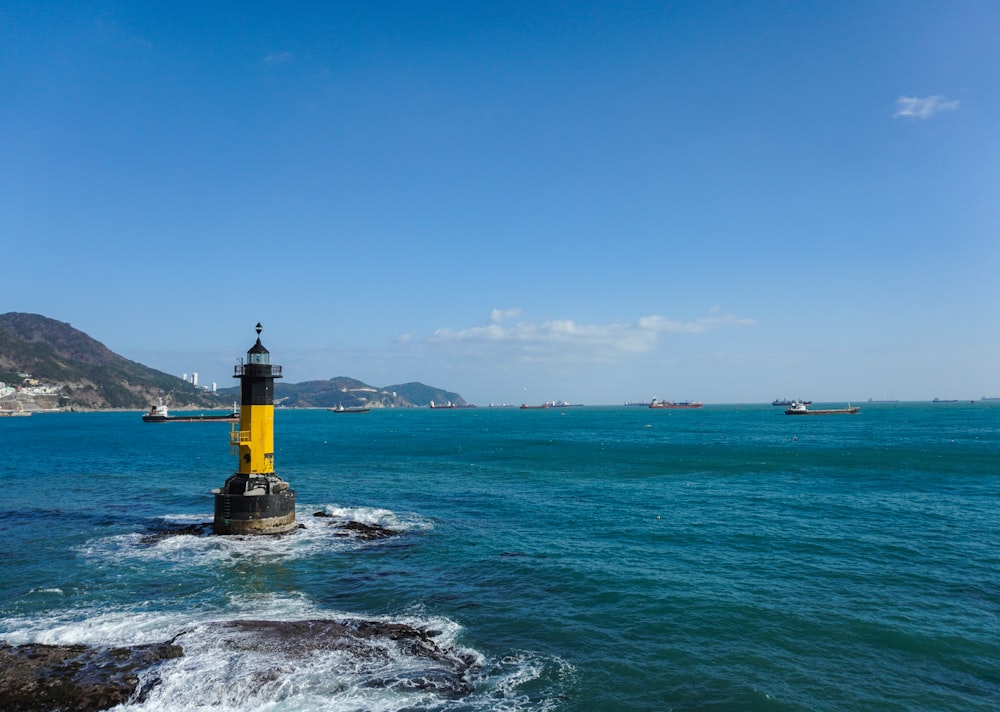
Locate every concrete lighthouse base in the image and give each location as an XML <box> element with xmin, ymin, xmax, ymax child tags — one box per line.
<box><xmin>212</xmin><ymin>473</ymin><xmax>296</xmax><ymax>535</ymax></box>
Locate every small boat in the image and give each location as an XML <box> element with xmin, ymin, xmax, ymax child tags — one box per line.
<box><xmin>520</xmin><ymin>403</ymin><xmax>551</xmax><ymax>409</ymax></box>
<box><xmin>784</xmin><ymin>401</ymin><xmax>859</xmax><ymax>415</ymax></box>
<box><xmin>328</xmin><ymin>405</ymin><xmax>370</xmax><ymax>413</ymax></box>
<box><xmin>142</xmin><ymin>399</ymin><xmax>239</xmax><ymax>423</ymax></box>
<box><xmin>649</xmin><ymin>399</ymin><xmax>702</xmax><ymax>409</ymax></box>
<box><xmin>429</xmin><ymin>400</ymin><xmax>456</xmax><ymax>409</ymax></box>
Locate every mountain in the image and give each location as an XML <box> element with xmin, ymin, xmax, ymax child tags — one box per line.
<box><xmin>384</xmin><ymin>382</ymin><xmax>469</xmax><ymax>408</ymax></box>
<box><xmin>216</xmin><ymin>377</ymin><xmax>469</xmax><ymax>409</ymax></box>
<box><xmin>0</xmin><ymin>312</ymin><xmax>470</xmax><ymax>411</ymax></box>
<box><xmin>0</xmin><ymin>313</ymin><xmax>231</xmax><ymax>411</ymax></box>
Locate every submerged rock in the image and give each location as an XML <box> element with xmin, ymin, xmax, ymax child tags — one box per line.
<box><xmin>334</xmin><ymin>520</ymin><xmax>399</xmax><ymax>540</ymax></box>
<box><xmin>311</xmin><ymin>512</ymin><xmax>399</xmax><ymax>540</ymax></box>
<box><xmin>138</xmin><ymin>522</ymin><xmax>212</xmax><ymax>544</ymax></box>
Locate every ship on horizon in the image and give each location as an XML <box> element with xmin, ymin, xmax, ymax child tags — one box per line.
<box><xmin>520</xmin><ymin>400</ymin><xmax>583</xmax><ymax>409</ymax></box>
<box><xmin>649</xmin><ymin>398</ymin><xmax>702</xmax><ymax>409</ymax></box>
<box><xmin>785</xmin><ymin>401</ymin><xmax>859</xmax><ymax>415</ymax></box>
<box><xmin>142</xmin><ymin>399</ymin><xmax>239</xmax><ymax>423</ymax></box>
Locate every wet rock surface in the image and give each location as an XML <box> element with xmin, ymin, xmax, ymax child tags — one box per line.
<box><xmin>0</xmin><ymin>641</ymin><xmax>182</xmax><ymax>712</ymax></box>
<box><xmin>206</xmin><ymin>619</ymin><xmax>477</xmax><ymax>695</ymax></box>
<box><xmin>312</xmin><ymin>511</ymin><xmax>399</xmax><ymax>539</ymax></box>
<box><xmin>0</xmin><ymin>619</ymin><xmax>476</xmax><ymax>710</ymax></box>
<box><xmin>139</xmin><ymin>517</ymin><xmax>399</xmax><ymax>544</ymax></box>
<box><xmin>334</xmin><ymin>520</ymin><xmax>399</xmax><ymax>539</ymax></box>
<box><xmin>138</xmin><ymin>522</ymin><xmax>212</xmax><ymax>544</ymax></box>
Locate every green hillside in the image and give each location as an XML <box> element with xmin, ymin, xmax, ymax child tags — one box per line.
<box><xmin>0</xmin><ymin>312</ymin><xmax>227</xmax><ymax>410</ymax></box>
<box><xmin>1</xmin><ymin>312</ymin><xmax>471</xmax><ymax>411</ymax></box>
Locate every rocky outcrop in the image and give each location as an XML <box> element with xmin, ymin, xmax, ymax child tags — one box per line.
<box><xmin>312</xmin><ymin>511</ymin><xmax>400</xmax><ymax>539</ymax></box>
<box><xmin>0</xmin><ymin>619</ymin><xmax>478</xmax><ymax>711</ymax></box>
<box><xmin>0</xmin><ymin>641</ymin><xmax>182</xmax><ymax>712</ymax></box>
<box><xmin>207</xmin><ymin>619</ymin><xmax>476</xmax><ymax>695</ymax></box>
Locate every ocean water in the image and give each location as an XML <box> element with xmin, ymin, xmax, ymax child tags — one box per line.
<box><xmin>2</xmin><ymin>402</ymin><xmax>998</xmax><ymax>711</ymax></box>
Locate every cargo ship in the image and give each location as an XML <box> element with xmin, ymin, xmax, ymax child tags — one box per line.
<box><xmin>142</xmin><ymin>399</ymin><xmax>239</xmax><ymax>423</ymax></box>
<box><xmin>649</xmin><ymin>399</ymin><xmax>702</xmax><ymax>409</ymax></box>
<box><xmin>520</xmin><ymin>401</ymin><xmax>582</xmax><ymax>409</ymax></box>
<box><xmin>328</xmin><ymin>405</ymin><xmax>370</xmax><ymax>413</ymax></box>
<box><xmin>784</xmin><ymin>401</ymin><xmax>859</xmax><ymax>415</ymax></box>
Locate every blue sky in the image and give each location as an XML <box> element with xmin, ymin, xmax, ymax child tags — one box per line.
<box><xmin>3</xmin><ymin>1</ymin><xmax>998</xmax><ymax>404</ymax></box>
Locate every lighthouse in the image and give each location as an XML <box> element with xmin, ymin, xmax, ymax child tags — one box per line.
<box><xmin>212</xmin><ymin>323</ymin><xmax>296</xmax><ymax>535</ymax></box>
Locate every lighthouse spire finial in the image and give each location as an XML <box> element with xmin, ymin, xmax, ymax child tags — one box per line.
<box><xmin>256</xmin><ymin>322</ymin><xmax>263</xmax><ymax>336</ymax></box>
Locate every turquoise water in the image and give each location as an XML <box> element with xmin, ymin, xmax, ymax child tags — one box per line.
<box><xmin>2</xmin><ymin>403</ymin><xmax>998</xmax><ymax>710</ymax></box>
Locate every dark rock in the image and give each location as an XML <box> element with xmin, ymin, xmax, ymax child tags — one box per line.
<box><xmin>139</xmin><ymin>522</ymin><xmax>212</xmax><ymax>545</ymax></box>
<box><xmin>333</xmin><ymin>521</ymin><xmax>398</xmax><ymax>540</ymax></box>
<box><xmin>203</xmin><ymin>619</ymin><xmax>476</xmax><ymax>695</ymax></box>
<box><xmin>0</xmin><ymin>618</ymin><xmax>476</xmax><ymax>708</ymax></box>
<box><xmin>0</xmin><ymin>641</ymin><xmax>183</xmax><ymax>712</ymax></box>
<box><xmin>311</xmin><ymin>513</ymin><xmax>399</xmax><ymax>539</ymax></box>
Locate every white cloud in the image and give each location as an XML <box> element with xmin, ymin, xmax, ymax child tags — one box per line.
<box><xmin>490</xmin><ymin>308</ymin><xmax>522</xmax><ymax>323</ymax></box>
<box><xmin>893</xmin><ymin>95</ymin><xmax>959</xmax><ymax>119</ymax></box>
<box><xmin>418</xmin><ymin>309</ymin><xmax>756</xmax><ymax>364</ymax></box>
<box><xmin>639</xmin><ymin>313</ymin><xmax>756</xmax><ymax>333</ymax></box>
<box><xmin>264</xmin><ymin>52</ymin><xmax>294</xmax><ymax>65</ymax></box>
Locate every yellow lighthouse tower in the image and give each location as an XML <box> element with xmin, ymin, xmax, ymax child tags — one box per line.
<box><xmin>213</xmin><ymin>323</ymin><xmax>296</xmax><ymax>535</ymax></box>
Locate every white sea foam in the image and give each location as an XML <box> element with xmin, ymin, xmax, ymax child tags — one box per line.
<box><xmin>1</xmin><ymin>597</ymin><xmax>567</xmax><ymax>711</ymax></box>
<box><xmin>480</xmin><ymin>652</ymin><xmax>578</xmax><ymax>712</ymax></box>
<box><xmin>75</xmin><ymin>504</ymin><xmax>432</xmax><ymax>570</ymax></box>
<box><xmin>157</xmin><ymin>512</ymin><xmax>210</xmax><ymax>523</ymax></box>
<box><xmin>4</xmin><ymin>505</ymin><xmax>566</xmax><ymax>711</ymax></box>
<box><xmin>1</xmin><ymin>594</ymin><xmax>316</xmax><ymax>646</ymax></box>
<box><xmin>313</xmin><ymin>502</ymin><xmax>435</xmax><ymax>532</ymax></box>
